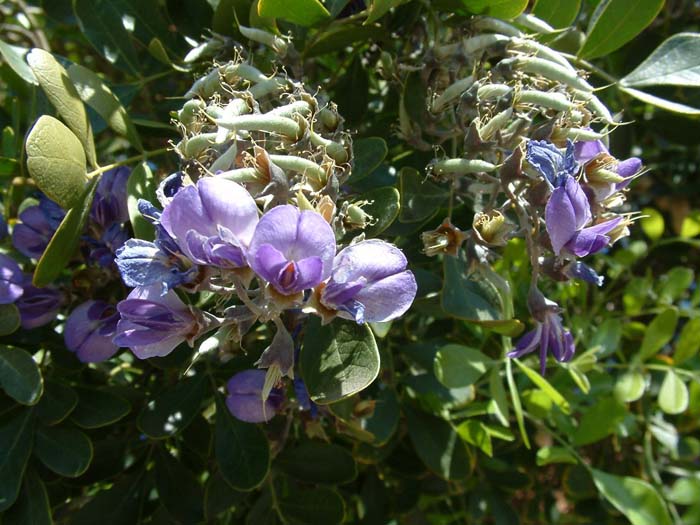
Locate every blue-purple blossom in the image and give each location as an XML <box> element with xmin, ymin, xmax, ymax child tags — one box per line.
<box><xmin>91</xmin><ymin>167</ymin><xmax>130</xmax><ymax>229</ymax></box>
<box><xmin>226</xmin><ymin>369</ymin><xmax>284</xmax><ymax>423</ymax></box>
<box><xmin>114</xmin><ymin>284</ymin><xmax>200</xmax><ymax>359</ymax></box>
<box><xmin>526</xmin><ymin>140</ymin><xmax>577</xmax><ymax>187</ymax></box>
<box><xmin>12</xmin><ymin>196</ymin><xmax>65</xmax><ymax>259</ymax></box>
<box><xmin>545</xmin><ymin>175</ymin><xmax>622</xmax><ymax>257</ymax></box>
<box><xmin>564</xmin><ymin>261</ymin><xmax>604</xmax><ymax>286</ymax></box>
<box><xmin>247</xmin><ymin>205</ymin><xmax>335</xmax><ymax>296</ymax></box>
<box><xmin>574</xmin><ymin>140</ymin><xmax>642</xmax><ymax>201</ymax></box>
<box><xmin>160</xmin><ymin>177</ymin><xmax>259</xmax><ymax>269</ymax></box>
<box><xmin>156</xmin><ymin>172</ymin><xmax>185</xmax><ymax>206</ymax></box>
<box><xmin>65</xmin><ymin>300</ymin><xmax>120</xmax><ymax>362</ymax></box>
<box><xmin>16</xmin><ymin>283</ymin><xmax>62</xmax><ymax>329</ymax></box>
<box><xmin>319</xmin><ymin>240</ymin><xmax>417</xmax><ymax>323</ymax></box>
<box><xmin>88</xmin><ymin>223</ymin><xmax>130</xmax><ymax>267</ymax></box>
<box><xmin>507</xmin><ymin>298</ymin><xmax>575</xmax><ymax>375</ymax></box>
<box><xmin>0</xmin><ymin>254</ymin><xmax>24</xmax><ymax>304</ymax></box>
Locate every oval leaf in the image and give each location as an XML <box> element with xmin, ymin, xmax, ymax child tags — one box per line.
<box><xmin>36</xmin><ymin>381</ymin><xmax>78</xmax><ymax>425</ymax></box>
<box><xmin>0</xmin><ymin>40</ymin><xmax>37</xmax><ymax>85</ymax></box>
<box><xmin>25</xmin><ymin>115</ymin><xmax>88</xmax><ymax>209</ymax></box>
<box><xmin>0</xmin><ymin>346</ymin><xmax>43</xmax><ymax>406</ymax></box>
<box><xmin>258</xmin><ymin>0</ymin><xmax>330</xmax><ymax>26</ymax></box>
<box><xmin>2</xmin><ymin>469</ymin><xmax>52</xmax><ymax>525</ymax></box>
<box><xmin>70</xmin><ymin>387</ymin><xmax>131</xmax><ymax>429</ymax></box>
<box><xmin>460</xmin><ymin>0</ymin><xmax>528</xmax><ymax>19</ymax></box>
<box><xmin>614</xmin><ymin>371</ymin><xmax>646</xmax><ymax>403</ymax></box>
<box><xmin>0</xmin><ymin>409</ymin><xmax>34</xmax><ymax>512</ymax></box>
<box><xmin>621</xmin><ymin>33</ymin><xmax>700</xmax><ymax>88</ymax></box>
<box><xmin>532</xmin><ymin>0</ymin><xmax>581</xmax><ymax>28</ymax></box>
<box><xmin>515</xmin><ymin>359</ymin><xmax>571</xmax><ymax>414</ymax></box>
<box><xmin>674</xmin><ymin>317</ymin><xmax>700</xmax><ymax>364</ymax></box>
<box><xmin>434</xmin><ymin>344</ymin><xmax>490</xmax><ymax>388</ymax></box>
<box><xmin>658</xmin><ymin>370</ymin><xmax>688</xmax><ymax>415</ymax></box>
<box><xmin>0</xmin><ymin>304</ymin><xmax>21</xmax><ymax>336</ymax></box>
<box><xmin>35</xmin><ymin>424</ymin><xmax>93</xmax><ymax>477</ymax></box>
<box><xmin>277</xmin><ymin>483</ymin><xmax>345</xmax><ymax>525</ymax></box>
<box><xmin>639</xmin><ymin>308</ymin><xmax>678</xmax><ymax>361</ymax></box>
<box><xmin>276</xmin><ymin>442</ymin><xmax>357</xmax><ymax>485</ymax></box>
<box><xmin>361</xmin><ymin>186</ymin><xmax>400</xmax><ymax>237</ymax></box>
<box><xmin>348</xmin><ymin>137</ymin><xmax>388</xmax><ymax>183</ymax></box>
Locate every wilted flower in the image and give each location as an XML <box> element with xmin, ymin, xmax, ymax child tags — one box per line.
<box><xmin>12</xmin><ymin>196</ymin><xmax>65</xmax><ymax>259</ymax></box>
<box><xmin>0</xmin><ymin>254</ymin><xmax>24</xmax><ymax>304</ymax></box>
<box><xmin>421</xmin><ymin>218</ymin><xmax>468</xmax><ymax>256</ymax></box>
<box><xmin>16</xmin><ymin>283</ymin><xmax>62</xmax><ymax>329</ymax></box>
<box><xmin>247</xmin><ymin>205</ymin><xmax>336</xmax><ymax>296</ymax></box>
<box><xmin>160</xmin><ymin>177</ymin><xmax>259</xmax><ymax>269</ymax></box>
<box><xmin>526</xmin><ymin>139</ymin><xmax>577</xmax><ymax>187</ymax></box>
<box><xmin>318</xmin><ymin>239</ymin><xmax>417</xmax><ymax>323</ymax></box>
<box><xmin>114</xmin><ymin>284</ymin><xmax>202</xmax><ymax>359</ymax></box>
<box><xmin>226</xmin><ymin>369</ymin><xmax>284</xmax><ymax>423</ymax></box>
<box><xmin>473</xmin><ymin>210</ymin><xmax>514</xmax><ymax>247</ymax></box>
<box><xmin>65</xmin><ymin>300</ymin><xmax>120</xmax><ymax>362</ymax></box>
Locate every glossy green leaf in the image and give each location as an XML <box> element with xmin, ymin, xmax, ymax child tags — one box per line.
<box><xmin>0</xmin><ymin>409</ymin><xmax>34</xmax><ymax>512</ymax></box>
<box><xmin>258</xmin><ymin>0</ymin><xmax>330</xmax><ymax>26</ymax></box>
<box><xmin>515</xmin><ymin>359</ymin><xmax>571</xmax><ymax>415</ymax></box>
<box><xmin>277</xmin><ymin>482</ymin><xmax>345</xmax><ymax>525</ymax></box>
<box><xmin>488</xmin><ymin>367</ymin><xmax>509</xmax><ymax>427</ymax></box>
<box><xmin>674</xmin><ymin>317</ymin><xmax>700</xmax><ymax>364</ymax></box>
<box><xmin>363</xmin><ymin>387</ymin><xmax>400</xmax><ymax>445</ymax></box>
<box><xmin>0</xmin><ymin>346</ymin><xmax>43</xmax><ymax>406</ymax></box>
<box><xmin>138</xmin><ymin>373</ymin><xmax>206</xmax><ymax>439</ymax></box>
<box><xmin>667</xmin><ymin>477</ymin><xmax>700</xmax><ymax>505</ymax></box>
<box><xmin>70</xmin><ymin>387</ymin><xmax>131</xmax><ymax>429</ymax></box>
<box><xmin>0</xmin><ymin>40</ymin><xmax>37</xmax><ymax>85</ymax></box>
<box><xmin>591</xmin><ymin>469</ymin><xmax>672</xmax><ymax>525</ymax></box>
<box><xmin>35</xmin><ymin>423</ymin><xmax>92</xmax><ymax>477</ymax></box>
<box><xmin>26</xmin><ymin>49</ymin><xmax>97</xmax><ymax>167</ymax></box>
<box><xmin>639</xmin><ymin>308</ymin><xmax>679</xmax><ymax>361</ymax></box>
<box><xmin>620</xmin><ymin>86</ymin><xmax>700</xmax><ymax>115</ymax></box>
<box><xmin>580</xmin><ymin>0</ymin><xmax>664</xmax><ymax>59</ymax></box>
<box><xmin>658</xmin><ymin>370</ymin><xmax>688</xmax><ymax>415</ymax></box>
<box><xmin>399</xmin><ymin>167</ymin><xmax>449</xmax><ymax>223</ymax></box>
<box><xmin>456</xmin><ymin>419</ymin><xmax>492</xmax><ymax>457</ymax></box>
<box><xmin>25</xmin><ymin>115</ymin><xmax>88</xmax><ymax>209</ymax></box>
<box><xmin>36</xmin><ymin>381</ymin><xmax>78</xmax><ymax>425</ymax></box>
<box><xmin>361</xmin><ymin>186</ymin><xmax>400</xmax><ymax>237</ymax></box>
<box><xmin>640</xmin><ymin>207</ymin><xmax>665</xmax><ymax>240</ymax></box>
<box><xmin>154</xmin><ymin>447</ymin><xmax>204</xmax><ymax>523</ymax></box>
<box><xmin>460</xmin><ymin>0</ymin><xmax>528</xmax><ymax>19</ymax></box>
<box><xmin>536</xmin><ymin>446</ymin><xmax>578</xmax><ymax>466</ymax></box>
<box><xmin>126</xmin><ymin>162</ymin><xmax>157</xmax><ymax>240</ymax></box>
<box><xmin>276</xmin><ymin>442</ymin><xmax>357</xmax><ymax>484</ymax></box>
<box><xmin>3</xmin><ymin>469</ymin><xmax>52</xmax><ymax>525</ymax></box>
<box><xmin>621</xmin><ymin>33</ymin><xmax>700</xmax><ymax>88</ymax></box>
<box><xmin>0</xmin><ymin>304</ymin><xmax>20</xmax><ymax>336</ymax></box>
<box><xmin>68</xmin><ymin>63</ymin><xmax>143</xmax><ymax>150</ymax></box>
<box><xmin>365</xmin><ymin>0</ymin><xmax>405</xmax><ymax>24</ymax></box>
<box><xmin>300</xmin><ymin>317</ymin><xmax>380</xmax><ymax>404</ymax></box>
<box><xmin>349</xmin><ymin>137</ymin><xmax>387</xmax><ymax>183</ymax></box>
<box><xmin>614</xmin><ymin>371</ymin><xmax>646</xmax><ymax>403</ymax></box>
<box><xmin>532</xmin><ymin>0</ymin><xmax>581</xmax><ymax>28</ymax></box>
<box><xmin>434</xmin><ymin>344</ymin><xmax>491</xmax><ymax>388</ymax></box>
<box><xmin>441</xmin><ymin>255</ymin><xmax>500</xmax><ymax>322</ymax></box>
<box><xmin>33</xmin><ymin>176</ymin><xmax>99</xmax><ymax>287</ymax></box>
<box><xmin>573</xmin><ymin>397</ymin><xmax>627</xmax><ymax>446</ymax></box>
<box><xmin>215</xmin><ymin>398</ymin><xmax>270</xmax><ymax>491</ymax></box>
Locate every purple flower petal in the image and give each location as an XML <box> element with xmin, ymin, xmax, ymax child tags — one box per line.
<box><xmin>564</xmin><ymin>217</ymin><xmax>622</xmax><ymax>257</ymax></box>
<box><xmin>507</xmin><ymin>325</ymin><xmax>542</xmax><ymax>359</ymax></box>
<box><xmin>226</xmin><ymin>370</ymin><xmax>284</xmax><ymax>423</ymax></box>
<box><xmin>545</xmin><ymin>185</ymin><xmax>578</xmax><ymax>255</ymax></box>
<box><xmin>0</xmin><ymin>254</ymin><xmax>24</xmax><ymax>304</ymax></box>
<box><xmin>16</xmin><ymin>284</ymin><xmax>62</xmax><ymax>329</ymax></box>
<box><xmin>65</xmin><ymin>301</ymin><xmax>120</xmax><ymax>363</ymax></box>
<box><xmin>573</xmin><ymin>139</ymin><xmax>607</xmax><ymax>164</ymax></box>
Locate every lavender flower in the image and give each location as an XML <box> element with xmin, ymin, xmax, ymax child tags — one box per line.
<box><xmin>65</xmin><ymin>301</ymin><xmax>120</xmax><ymax>362</ymax></box>
<box><xmin>91</xmin><ymin>167</ymin><xmax>130</xmax><ymax>229</ymax></box>
<box><xmin>16</xmin><ymin>283</ymin><xmax>62</xmax><ymax>329</ymax></box>
<box><xmin>114</xmin><ymin>284</ymin><xmax>201</xmax><ymax>359</ymax></box>
<box><xmin>160</xmin><ymin>177</ymin><xmax>259</xmax><ymax>269</ymax></box>
<box><xmin>574</xmin><ymin>140</ymin><xmax>642</xmax><ymax>201</ymax></box>
<box><xmin>88</xmin><ymin>223</ymin><xmax>130</xmax><ymax>267</ymax></box>
<box><xmin>319</xmin><ymin>240</ymin><xmax>417</xmax><ymax>323</ymax></box>
<box><xmin>526</xmin><ymin>140</ymin><xmax>577</xmax><ymax>187</ymax></box>
<box><xmin>545</xmin><ymin>175</ymin><xmax>622</xmax><ymax>257</ymax></box>
<box><xmin>12</xmin><ymin>196</ymin><xmax>65</xmax><ymax>259</ymax></box>
<box><xmin>0</xmin><ymin>254</ymin><xmax>24</xmax><ymax>304</ymax></box>
<box><xmin>225</xmin><ymin>369</ymin><xmax>284</xmax><ymax>423</ymax></box>
<box><xmin>247</xmin><ymin>205</ymin><xmax>335</xmax><ymax>296</ymax></box>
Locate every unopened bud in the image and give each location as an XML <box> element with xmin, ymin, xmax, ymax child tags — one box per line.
<box><xmin>344</xmin><ymin>202</ymin><xmax>373</xmax><ymax>230</ymax></box>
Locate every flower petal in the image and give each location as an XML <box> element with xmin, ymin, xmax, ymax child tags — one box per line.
<box><xmin>545</xmin><ymin>185</ymin><xmax>578</xmax><ymax>255</ymax></box>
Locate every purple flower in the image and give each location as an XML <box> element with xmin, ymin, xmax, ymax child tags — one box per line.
<box><xmin>319</xmin><ymin>240</ymin><xmax>417</xmax><ymax>323</ymax></box>
<box><xmin>563</xmin><ymin>261</ymin><xmax>604</xmax><ymax>286</ymax></box>
<box><xmin>574</xmin><ymin>140</ymin><xmax>642</xmax><ymax>200</ymax></box>
<box><xmin>160</xmin><ymin>177</ymin><xmax>259</xmax><ymax>269</ymax></box>
<box><xmin>65</xmin><ymin>301</ymin><xmax>120</xmax><ymax>363</ymax></box>
<box><xmin>526</xmin><ymin>140</ymin><xmax>577</xmax><ymax>187</ymax></box>
<box><xmin>545</xmin><ymin>175</ymin><xmax>622</xmax><ymax>257</ymax></box>
<box><xmin>247</xmin><ymin>205</ymin><xmax>335</xmax><ymax>296</ymax></box>
<box><xmin>16</xmin><ymin>283</ymin><xmax>62</xmax><ymax>329</ymax></box>
<box><xmin>114</xmin><ymin>284</ymin><xmax>200</xmax><ymax>359</ymax></box>
<box><xmin>0</xmin><ymin>254</ymin><xmax>24</xmax><ymax>304</ymax></box>
<box><xmin>12</xmin><ymin>196</ymin><xmax>65</xmax><ymax>259</ymax></box>
<box><xmin>88</xmin><ymin>223</ymin><xmax>130</xmax><ymax>267</ymax></box>
<box><xmin>226</xmin><ymin>369</ymin><xmax>284</xmax><ymax>423</ymax></box>
<box><xmin>507</xmin><ymin>297</ymin><xmax>575</xmax><ymax>375</ymax></box>
<box><xmin>91</xmin><ymin>167</ymin><xmax>130</xmax><ymax>229</ymax></box>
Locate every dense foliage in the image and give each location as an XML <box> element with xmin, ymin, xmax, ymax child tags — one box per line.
<box><xmin>1</xmin><ymin>0</ymin><xmax>700</xmax><ymax>524</ymax></box>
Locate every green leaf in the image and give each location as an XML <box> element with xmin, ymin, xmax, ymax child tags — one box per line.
<box><xmin>488</xmin><ymin>367</ymin><xmax>509</xmax><ymax>427</ymax></box>
<box><xmin>591</xmin><ymin>469</ymin><xmax>672</xmax><ymax>525</ymax></box>
<box><xmin>304</xmin><ymin>24</ymin><xmax>385</xmax><ymax>57</ymax></box>
<box><xmin>361</xmin><ymin>186</ymin><xmax>400</xmax><ymax>237</ymax></box>
<box><xmin>204</xmin><ymin>470</ymin><xmax>246</xmax><ymax>520</ymax></box>
<box><xmin>659</xmin><ymin>267</ymin><xmax>694</xmax><ymax>303</ymax></box>
<box><xmin>640</xmin><ymin>207</ymin><xmax>665</xmax><ymax>240</ymax></box>
<box><xmin>25</xmin><ymin>115</ymin><xmax>88</xmax><ymax>209</ymax></box>
<box><xmin>404</xmin><ymin>404</ymin><xmax>469</xmax><ymax>480</ymax></box>
<box><xmin>71</xmin><ymin>474</ymin><xmax>143</xmax><ymax>525</ymax></box>
<box><xmin>277</xmin><ymin>482</ymin><xmax>345</xmax><ymax>525</ymax></box>
<box><xmin>441</xmin><ymin>255</ymin><xmax>499</xmax><ymax>323</ymax></box>
<box><xmin>667</xmin><ymin>477</ymin><xmax>700</xmax><ymax>505</ymax></box>
<box><xmin>532</xmin><ymin>0</ymin><xmax>581</xmax><ymax>28</ymax></box>
<box><xmin>32</xmin><ymin>176</ymin><xmax>99</xmax><ymax>287</ymax></box>
<box><xmin>258</xmin><ymin>0</ymin><xmax>330</xmax><ymax>26</ymax></box>
<box><xmin>138</xmin><ymin>373</ymin><xmax>206</xmax><ymax>439</ymax></box>
<box><xmin>0</xmin><ymin>346</ymin><xmax>43</xmax><ymax>406</ymax></box>
<box><xmin>70</xmin><ymin>387</ymin><xmax>131</xmax><ymax>429</ymax></box>
<box><xmin>0</xmin><ymin>409</ymin><xmax>34</xmax><ymax>512</ymax></box>
<box><xmin>36</xmin><ymin>381</ymin><xmax>78</xmax><ymax>425</ymax></box>
<box><xmin>0</xmin><ymin>304</ymin><xmax>20</xmax><ymax>336</ymax></box>
<box><xmin>26</xmin><ymin>49</ymin><xmax>97</xmax><ymax>167</ymax></box>
<box><xmin>456</xmin><ymin>419</ymin><xmax>493</xmax><ymax>457</ymax></box>
<box><xmin>399</xmin><ymin>167</ymin><xmax>449</xmax><ymax>223</ymax></box>
<box><xmin>126</xmin><ymin>162</ymin><xmax>157</xmax><ymax>240</ymax></box>
<box><xmin>536</xmin><ymin>446</ymin><xmax>578</xmax><ymax>466</ymax></box>
<box><xmin>365</xmin><ymin>0</ymin><xmax>405</xmax><ymax>24</ymax></box>
<box><xmin>276</xmin><ymin>442</ymin><xmax>357</xmax><ymax>484</ymax></box>
<box><xmin>639</xmin><ymin>308</ymin><xmax>679</xmax><ymax>361</ymax></box>
<box><xmin>573</xmin><ymin>397</ymin><xmax>627</xmax><ymax>446</ymax></box>
<box><xmin>300</xmin><ymin>317</ymin><xmax>380</xmax><ymax>404</ymax></box>
<box><xmin>0</xmin><ymin>40</ymin><xmax>37</xmax><ymax>85</ymax></box>
<box><xmin>154</xmin><ymin>447</ymin><xmax>204</xmax><ymax>523</ymax></box>
<box><xmin>614</xmin><ymin>371</ymin><xmax>646</xmax><ymax>403</ymax></box>
<box><xmin>620</xmin><ymin>86</ymin><xmax>700</xmax><ymax>115</ymax></box>
<box><xmin>434</xmin><ymin>344</ymin><xmax>490</xmax><ymax>388</ymax></box>
<box><xmin>363</xmin><ymin>387</ymin><xmax>400</xmax><ymax>445</ymax></box>
<box><xmin>658</xmin><ymin>370</ymin><xmax>688</xmax><ymax>415</ymax></box>
<box><xmin>348</xmin><ymin>137</ymin><xmax>388</xmax><ymax>183</ymax></box>
<box><xmin>3</xmin><ymin>469</ymin><xmax>52</xmax><ymax>525</ymax></box>
<box><xmin>621</xmin><ymin>33</ymin><xmax>700</xmax><ymax>88</ymax></box>
<box><xmin>675</xmin><ymin>317</ymin><xmax>700</xmax><ymax>364</ymax></box>
<box><xmin>459</xmin><ymin>0</ymin><xmax>528</xmax><ymax>19</ymax></box>
<box><xmin>579</xmin><ymin>0</ymin><xmax>664</xmax><ymax>59</ymax></box>
<box><xmin>335</xmin><ymin>54</ymin><xmax>369</xmax><ymax>126</ymax></box>
<box><xmin>215</xmin><ymin>397</ymin><xmax>270</xmax><ymax>491</ymax></box>
<box><xmin>514</xmin><ymin>359</ymin><xmax>571</xmax><ymax>415</ymax></box>
<box><xmin>680</xmin><ymin>210</ymin><xmax>700</xmax><ymax>238</ymax></box>
<box><xmin>67</xmin><ymin>63</ymin><xmax>143</xmax><ymax>150</ymax></box>
<box><xmin>34</xmin><ymin>423</ymin><xmax>92</xmax><ymax>477</ymax></box>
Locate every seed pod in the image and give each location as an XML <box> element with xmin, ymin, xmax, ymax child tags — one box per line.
<box><xmin>512</xmin><ymin>56</ymin><xmax>594</xmax><ymax>92</ymax></box>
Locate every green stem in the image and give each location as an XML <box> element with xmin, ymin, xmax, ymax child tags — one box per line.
<box><xmin>559</xmin><ymin>52</ymin><xmax>620</xmax><ymax>86</ymax></box>
<box><xmin>87</xmin><ymin>147</ymin><xmax>170</xmax><ymax>178</ymax></box>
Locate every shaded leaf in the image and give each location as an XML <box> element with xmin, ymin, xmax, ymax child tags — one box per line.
<box><xmin>361</xmin><ymin>186</ymin><xmax>400</xmax><ymax>237</ymax></box>
<box><xmin>536</xmin><ymin>446</ymin><xmax>578</xmax><ymax>466</ymax></box>
<box><xmin>154</xmin><ymin>447</ymin><xmax>204</xmax><ymax>523</ymax></box>
<box><xmin>365</xmin><ymin>0</ymin><xmax>405</xmax><ymax>24</ymax></box>
<box><xmin>258</xmin><ymin>0</ymin><xmax>330</xmax><ymax>26</ymax></box>
<box><xmin>34</xmin><ymin>423</ymin><xmax>92</xmax><ymax>477</ymax></box>
<box><xmin>276</xmin><ymin>442</ymin><xmax>357</xmax><ymax>484</ymax></box>
<box><xmin>434</xmin><ymin>344</ymin><xmax>490</xmax><ymax>388</ymax></box>
<box><xmin>573</xmin><ymin>397</ymin><xmax>627</xmax><ymax>446</ymax></box>
<box><xmin>639</xmin><ymin>308</ymin><xmax>678</xmax><ymax>361</ymax></box>
<box><xmin>0</xmin><ymin>346</ymin><xmax>42</xmax><ymax>406</ymax></box>
<box><xmin>3</xmin><ymin>469</ymin><xmax>51</xmax><ymax>525</ymax></box>
<box><xmin>0</xmin><ymin>409</ymin><xmax>34</xmax><ymax>512</ymax></box>
<box><xmin>277</xmin><ymin>482</ymin><xmax>345</xmax><ymax>525</ymax></box>
<box><xmin>0</xmin><ymin>304</ymin><xmax>21</xmax><ymax>336</ymax></box>
<box><xmin>399</xmin><ymin>167</ymin><xmax>448</xmax><ymax>223</ymax></box>
<box><xmin>71</xmin><ymin>387</ymin><xmax>131</xmax><ymax>429</ymax></box>
<box><xmin>349</xmin><ymin>137</ymin><xmax>387</xmax><ymax>183</ymax></box>
<box><xmin>71</xmin><ymin>474</ymin><xmax>143</xmax><ymax>525</ymax></box>
<box><xmin>620</xmin><ymin>86</ymin><xmax>700</xmax><ymax>115</ymax></box>
<box><xmin>138</xmin><ymin>373</ymin><xmax>206</xmax><ymax>439</ymax></box>
<box><xmin>674</xmin><ymin>317</ymin><xmax>700</xmax><ymax>364</ymax></box>
<box><xmin>0</xmin><ymin>40</ymin><xmax>37</xmax><ymax>85</ymax></box>
<box><xmin>460</xmin><ymin>0</ymin><xmax>528</xmax><ymax>19</ymax></box>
